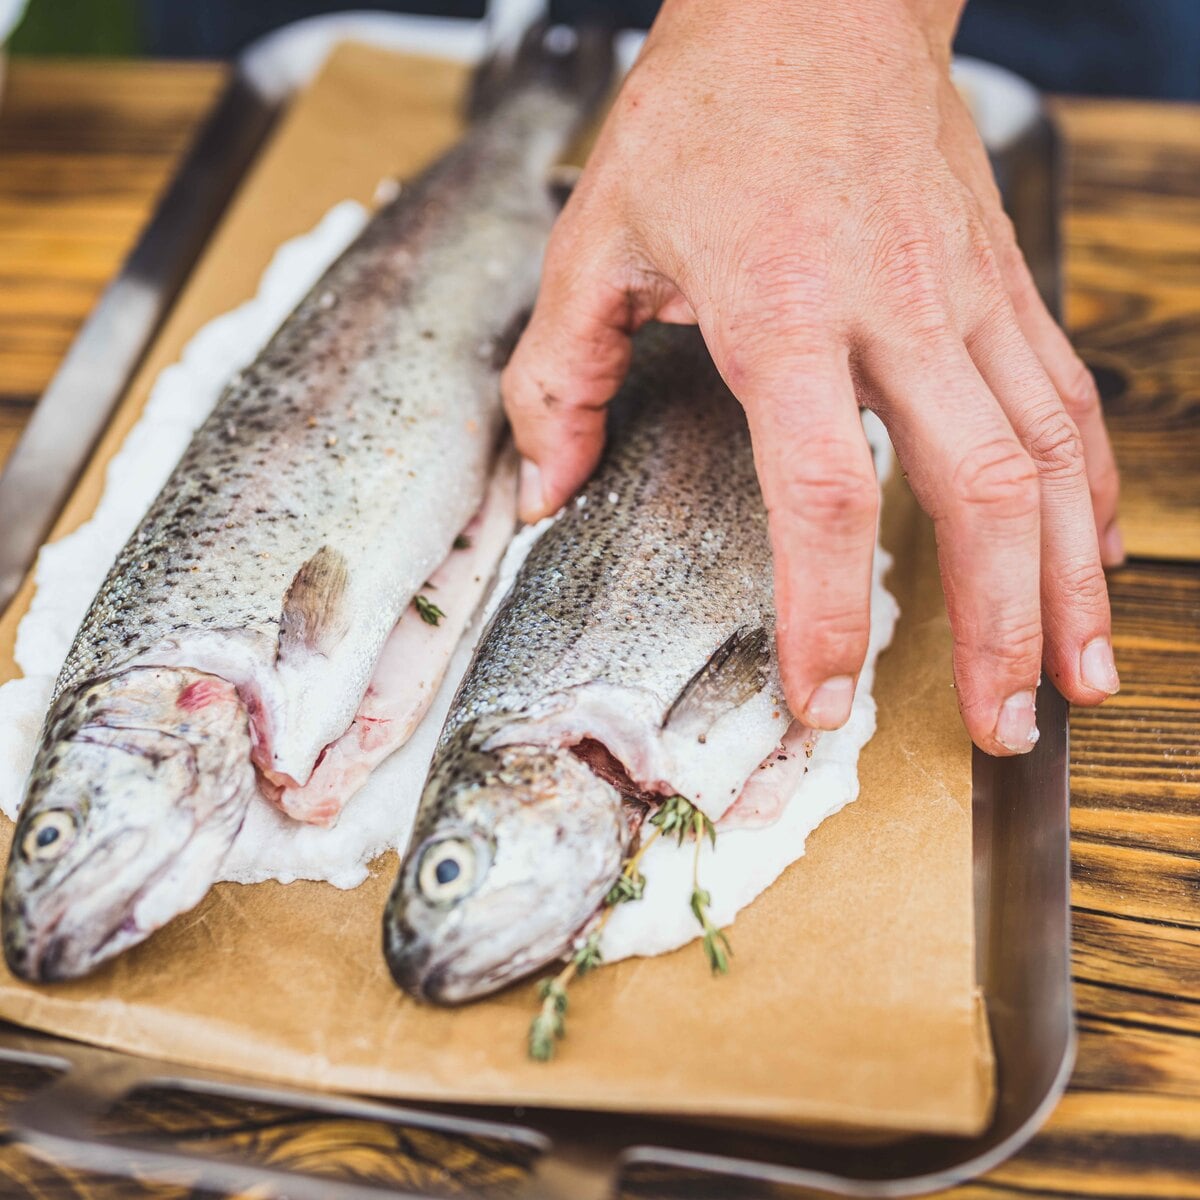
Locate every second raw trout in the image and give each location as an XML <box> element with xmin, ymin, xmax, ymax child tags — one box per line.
<box><xmin>385</xmin><ymin>325</ymin><xmax>812</xmax><ymax>1004</ymax></box>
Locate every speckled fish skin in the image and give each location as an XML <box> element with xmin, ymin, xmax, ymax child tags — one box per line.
<box><xmin>53</xmin><ymin>26</ymin><xmax>612</xmax><ymax>786</ymax></box>
<box><xmin>384</xmin><ymin>324</ymin><xmax>791</xmax><ymax>1005</ymax></box>
<box><xmin>2</xmin><ymin>24</ymin><xmax>613</xmax><ymax>983</ymax></box>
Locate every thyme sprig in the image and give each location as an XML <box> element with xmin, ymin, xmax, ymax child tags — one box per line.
<box><xmin>691</xmin><ymin>829</ymin><xmax>731</xmax><ymax>975</ymax></box>
<box><xmin>650</xmin><ymin>793</ymin><xmax>717</xmax><ymax>848</ymax></box>
<box><xmin>528</xmin><ymin>830</ymin><xmax>662</xmax><ymax>1060</ymax></box>
<box><xmin>527</xmin><ymin>794</ymin><xmax>732</xmax><ymax>1061</ymax></box>
<box><xmin>528</xmin><ymin>932</ymin><xmax>603</xmax><ymax>1060</ymax></box>
<box><xmin>658</xmin><ymin>796</ymin><xmax>730</xmax><ymax>973</ymax></box>
<box><xmin>413</xmin><ymin>594</ymin><xmax>444</xmax><ymax>626</ymax></box>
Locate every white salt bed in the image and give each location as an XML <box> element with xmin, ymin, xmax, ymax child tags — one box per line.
<box><xmin>0</xmin><ymin>201</ymin><xmax>899</xmax><ymax>963</ymax></box>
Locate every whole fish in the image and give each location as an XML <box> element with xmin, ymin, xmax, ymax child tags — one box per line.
<box><xmin>385</xmin><ymin>325</ymin><xmax>810</xmax><ymax>1004</ymax></box>
<box><xmin>3</xmin><ymin>23</ymin><xmax>612</xmax><ymax>983</ymax></box>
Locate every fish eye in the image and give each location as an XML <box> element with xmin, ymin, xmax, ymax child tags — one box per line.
<box><xmin>417</xmin><ymin>838</ymin><xmax>477</xmax><ymax>904</ymax></box>
<box><xmin>20</xmin><ymin>810</ymin><xmax>77</xmax><ymax>865</ymax></box>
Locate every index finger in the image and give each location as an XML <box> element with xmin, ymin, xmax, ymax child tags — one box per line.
<box><xmin>501</xmin><ymin>230</ymin><xmax>636</xmax><ymax>522</ymax></box>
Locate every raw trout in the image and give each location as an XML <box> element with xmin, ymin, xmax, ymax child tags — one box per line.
<box><xmin>385</xmin><ymin>325</ymin><xmax>810</xmax><ymax>1004</ymax></box>
<box><xmin>3</xmin><ymin>23</ymin><xmax>612</xmax><ymax>983</ymax></box>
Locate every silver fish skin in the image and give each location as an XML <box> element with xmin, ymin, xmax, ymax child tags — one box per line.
<box><xmin>385</xmin><ymin>324</ymin><xmax>793</xmax><ymax>1005</ymax></box>
<box><xmin>3</xmin><ymin>23</ymin><xmax>613</xmax><ymax>983</ymax></box>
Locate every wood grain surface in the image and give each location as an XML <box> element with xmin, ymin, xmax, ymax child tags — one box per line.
<box><xmin>1053</xmin><ymin>101</ymin><xmax>1200</xmax><ymax>561</ymax></box>
<box><xmin>0</xmin><ymin>58</ymin><xmax>226</xmax><ymax>473</ymax></box>
<box><xmin>0</xmin><ymin>59</ymin><xmax>1197</xmax><ymax>1200</ymax></box>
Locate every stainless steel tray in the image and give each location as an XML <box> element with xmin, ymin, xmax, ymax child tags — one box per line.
<box><xmin>0</xmin><ymin>25</ymin><xmax>1073</xmax><ymax>1200</ymax></box>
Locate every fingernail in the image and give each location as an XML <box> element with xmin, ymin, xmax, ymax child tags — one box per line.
<box><xmin>518</xmin><ymin>458</ymin><xmax>544</xmax><ymax>521</ymax></box>
<box><xmin>1080</xmin><ymin>637</ymin><xmax>1120</xmax><ymax>694</ymax></box>
<box><xmin>805</xmin><ymin>676</ymin><xmax>855</xmax><ymax>730</ymax></box>
<box><xmin>995</xmin><ymin>690</ymin><xmax>1039</xmax><ymax>753</ymax></box>
<box><xmin>1100</xmin><ymin>520</ymin><xmax>1125</xmax><ymax>567</ymax></box>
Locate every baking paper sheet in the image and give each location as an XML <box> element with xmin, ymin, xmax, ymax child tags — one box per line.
<box><xmin>0</xmin><ymin>44</ymin><xmax>994</xmax><ymax>1136</ymax></box>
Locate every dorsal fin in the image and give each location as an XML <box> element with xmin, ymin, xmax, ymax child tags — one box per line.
<box><xmin>664</xmin><ymin>627</ymin><xmax>770</xmax><ymax>738</ymax></box>
<box><xmin>277</xmin><ymin>547</ymin><xmax>350</xmax><ymax>661</ymax></box>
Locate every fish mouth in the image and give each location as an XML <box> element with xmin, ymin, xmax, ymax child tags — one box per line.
<box><xmin>389</xmin><ymin>943</ymin><xmax>543</xmax><ymax>1007</ymax></box>
<box><xmin>383</xmin><ymin>912</ymin><xmax>470</xmax><ymax>1004</ymax></box>
<box><xmin>3</xmin><ymin>899</ymin><xmax>66</xmax><ymax>983</ymax></box>
<box><xmin>384</xmin><ymin>890</ymin><xmax>540</xmax><ymax>1005</ymax></box>
<box><xmin>9</xmin><ymin>884</ymin><xmax>148</xmax><ymax>984</ymax></box>
<box><xmin>385</xmin><ymin>895</ymin><xmax>582</xmax><ymax>1006</ymax></box>
<box><xmin>6</xmin><ymin>824</ymin><xmax>208</xmax><ymax>983</ymax></box>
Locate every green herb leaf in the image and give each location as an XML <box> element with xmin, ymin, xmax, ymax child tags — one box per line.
<box><xmin>453</xmin><ymin>533</ymin><xmax>472</xmax><ymax>550</ymax></box>
<box><xmin>528</xmin><ymin>1006</ymin><xmax>564</xmax><ymax>1060</ymax></box>
<box><xmin>690</xmin><ymin>887</ymin><xmax>732</xmax><ymax>975</ymax></box>
<box><xmin>605</xmin><ymin>868</ymin><xmax>645</xmax><ymax>906</ymax></box>
<box><xmin>572</xmin><ymin>933</ymin><xmax>604</xmax><ymax>976</ymax></box>
<box><xmin>529</xmin><ymin>976</ymin><xmax>571</xmax><ymax>1060</ymax></box>
<box><xmin>649</xmin><ymin>794</ymin><xmax>718</xmax><ymax>847</ymax></box>
<box><xmin>414</xmin><ymin>594</ymin><xmax>444</xmax><ymax>626</ymax></box>
<box><xmin>649</xmin><ymin>794</ymin><xmax>691</xmax><ymax>844</ymax></box>
<box><xmin>703</xmin><ymin>926</ymin><xmax>732</xmax><ymax>975</ymax></box>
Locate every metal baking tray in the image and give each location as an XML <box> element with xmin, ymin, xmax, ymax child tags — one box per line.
<box><xmin>0</xmin><ymin>17</ymin><xmax>1073</xmax><ymax>1199</ymax></box>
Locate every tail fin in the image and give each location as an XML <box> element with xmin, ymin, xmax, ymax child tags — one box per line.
<box><xmin>467</xmin><ymin>19</ymin><xmax>614</xmax><ymax>124</ymax></box>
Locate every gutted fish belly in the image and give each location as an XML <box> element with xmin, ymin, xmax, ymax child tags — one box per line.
<box><xmin>2</xmin><ymin>24</ymin><xmax>613</xmax><ymax>983</ymax></box>
<box><xmin>385</xmin><ymin>324</ymin><xmax>807</xmax><ymax>1005</ymax></box>
<box><xmin>274</xmin><ymin>451</ymin><xmax>518</xmax><ymax>826</ymax></box>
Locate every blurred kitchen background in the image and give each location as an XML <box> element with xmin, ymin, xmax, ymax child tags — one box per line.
<box><xmin>3</xmin><ymin>0</ymin><xmax>1199</xmax><ymax>99</ymax></box>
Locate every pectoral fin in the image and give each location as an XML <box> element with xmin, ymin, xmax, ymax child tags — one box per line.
<box><xmin>277</xmin><ymin>547</ymin><xmax>350</xmax><ymax>661</ymax></box>
<box><xmin>664</xmin><ymin>627</ymin><xmax>770</xmax><ymax>738</ymax></box>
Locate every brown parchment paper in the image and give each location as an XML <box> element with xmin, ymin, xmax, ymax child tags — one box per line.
<box><xmin>0</xmin><ymin>43</ymin><xmax>994</xmax><ymax>1136</ymax></box>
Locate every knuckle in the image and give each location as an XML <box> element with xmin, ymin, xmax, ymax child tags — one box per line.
<box><xmin>978</xmin><ymin>616</ymin><xmax>1044</xmax><ymax>672</ymax></box>
<box><xmin>500</xmin><ymin>352</ymin><xmax>611</xmax><ymax>425</ymax></box>
<box><xmin>1003</xmin><ymin>251</ymin><xmax>1041</xmax><ymax>315</ymax></box>
<box><xmin>953</xmin><ymin>620</ymin><xmax>1042</xmax><ymax>725</ymax></box>
<box><xmin>950</xmin><ymin>440</ymin><xmax>1040</xmax><ymax>518</ymax></box>
<box><xmin>500</xmin><ymin>353</ymin><xmax>542</xmax><ymax>414</ymax></box>
<box><xmin>714</xmin><ymin>255</ymin><xmax>833</xmax><ymax>391</ymax></box>
<box><xmin>989</xmin><ymin>209</ymin><xmax>1019</xmax><ymax>257</ymax></box>
<box><xmin>770</xmin><ymin>456</ymin><xmax>879</xmax><ymax>535</ymax></box>
<box><xmin>873</xmin><ymin>225</ymin><xmax>944</xmax><ymax>310</ymax></box>
<box><xmin>1053</xmin><ymin>556</ymin><xmax>1110</xmax><ymax>609</ymax></box>
<box><xmin>955</xmin><ymin>619</ymin><xmax>1041</xmax><ymax>686</ymax></box>
<box><xmin>808</xmin><ymin>604</ymin><xmax>872</xmax><ymax>648</ymax></box>
<box><xmin>748</xmin><ymin>247</ymin><xmax>833</xmax><ymax>307</ymax></box>
<box><xmin>1025</xmin><ymin>409</ymin><xmax>1087</xmax><ymax>483</ymax></box>
<box><xmin>963</xmin><ymin>219</ymin><xmax>1004</xmax><ymax>290</ymax></box>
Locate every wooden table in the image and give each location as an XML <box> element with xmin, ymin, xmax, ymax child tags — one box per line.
<box><xmin>0</xmin><ymin>58</ymin><xmax>1197</xmax><ymax>1200</ymax></box>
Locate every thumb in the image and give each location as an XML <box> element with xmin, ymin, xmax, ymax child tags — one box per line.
<box><xmin>501</xmin><ymin>233</ymin><xmax>640</xmax><ymax>522</ymax></box>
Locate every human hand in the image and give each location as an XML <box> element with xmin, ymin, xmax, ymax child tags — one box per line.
<box><xmin>502</xmin><ymin>0</ymin><xmax>1122</xmax><ymax>754</ymax></box>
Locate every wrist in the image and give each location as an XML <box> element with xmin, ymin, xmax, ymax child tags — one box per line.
<box><xmin>651</xmin><ymin>0</ymin><xmax>965</xmax><ymax>57</ymax></box>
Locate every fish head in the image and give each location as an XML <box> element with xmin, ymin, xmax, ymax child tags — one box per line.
<box><xmin>3</xmin><ymin>668</ymin><xmax>255</xmax><ymax>982</ymax></box>
<box><xmin>384</xmin><ymin>739</ymin><xmax>627</xmax><ymax>1004</ymax></box>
